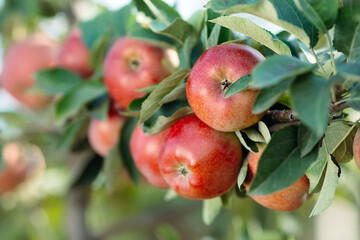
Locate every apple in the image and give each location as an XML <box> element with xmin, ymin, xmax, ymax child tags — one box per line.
<box><xmin>88</xmin><ymin>115</ymin><xmax>125</xmax><ymax>157</ymax></box>
<box><xmin>244</xmin><ymin>147</ymin><xmax>311</xmax><ymax>211</ymax></box>
<box><xmin>186</xmin><ymin>43</ymin><xmax>265</xmax><ymax>132</ymax></box>
<box><xmin>352</xmin><ymin>129</ymin><xmax>360</xmax><ymax>170</ymax></box>
<box><xmin>104</xmin><ymin>38</ymin><xmax>176</xmax><ymax>109</ymax></box>
<box><xmin>1</xmin><ymin>33</ymin><xmax>59</xmax><ymax>109</ymax></box>
<box><xmin>0</xmin><ymin>142</ymin><xmax>45</xmax><ymax>194</ymax></box>
<box><xmin>130</xmin><ymin>125</ymin><xmax>169</xmax><ymax>188</ymax></box>
<box><xmin>57</xmin><ymin>29</ymin><xmax>94</xmax><ymax>78</ymax></box>
<box><xmin>159</xmin><ymin>114</ymin><xmax>243</xmax><ymax>199</ymax></box>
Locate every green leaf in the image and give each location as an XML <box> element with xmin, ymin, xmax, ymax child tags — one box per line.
<box><xmin>128</xmin><ymin>25</ymin><xmax>175</xmax><ymax>47</ymax></box>
<box><xmin>237</xmin><ymin>158</ymin><xmax>249</xmax><ymax>187</ymax></box>
<box><xmin>258</xmin><ymin>121</ymin><xmax>271</xmax><ymax>144</ymax></box>
<box><xmin>249</xmin><ymin>125</ymin><xmax>318</xmax><ymax>195</ymax></box>
<box><xmin>310</xmin><ymin>158</ymin><xmax>339</xmax><ymax>217</ymax></box>
<box><xmin>206</xmin><ymin>0</ymin><xmax>319</xmax><ymax>47</ymax></box>
<box><xmin>306</xmin><ymin>143</ymin><xmax>329</xmax><ymax>193</ymax></box>
<box><xmin>241</xmin><ymin>126</ymin><xmax>265</xmax><ymax>143</ymax></box>
<box><xmin>140</xmin><ymin>69</ymin><xmax>190</xmax><ymax>123</ymax></box>
<box><xmin>55</xmin><ymin>81</ymin><xmax>107</xmax><ymax>123</ymax></box>
<box><xmin>87</xmin><ymin>93</ymin><xmax>110</xmax><ymax>120</ymax></box>
<box><xmin>252</xmin><ymin>77</ymin><xmax>295</xmax><ymax>114</ymax></box>
<box><xmin>235</xmin><ymin>131</ymin><xmax>258</xmax><ymax>153</ymax></box>
<box><xmin>34</xmin><ymin>68</ymin><xmax>82</xmax><ymax>94</ymax></box>
<box><xmin>134</xmin><ymin>0</ymin><xmax>180</xmax><ymax>24</ymax></box>
<box><xmin>337</xmin><ymin>63</ymin><xmax>360</xmax><ymax>81</ymax></box>
<box><xmin>333</xmin><ymin>0</ymin><xmax>360</xmax><ymax>61</ymax></box>
<box><xmin>206</xmin><ymin>23</ymin><xmax>221</xmax><ymax>50</ymax></box>
<box><xmin>225</xmin><ymin>75</ymin><xmax>252</xmax><ymax>98</ymax></box>
<box><xmin>71</xmin><ymin>154</ymin><xmax>103</xmax><ymax>188</ymax></box>
<box><xmin>308</xmin><ymin>0</ymin><xmax>338</xmax><ymax>29</ymax></box>
<box><xmin>143</xmin><ymin>100</ymin><xmax>193</xmax><ymax>135</ymax></box>
<box><xmin>202</xmin><ymin>197</ymin><xmax>222</xmax><ymax>226</ymax></box>
<box><xmin>324</xmin><ymin>121</ymin><xmax>354</xmax><ymax>154</ymax></box>
<box><xmin>210</xmin><ymin>16</ymin><xmax>291</xmax><ymax>55</ymax></box>
<box><xmin>57</xmin><ymin>117</ymin><xmax>87</xmax><ymax>150</ymax></box>
<box><xmin>290</xmin><ymin>74</ymin><xmax>331</xmax><ymax>136</ymax></box>
<box><xmin>119</xmin><ymin>118</ymin><xmax>140</xmax><ymax>184</ymax></box>
<box><xmin>104</xmin><ymin>147</ymin><xmax>121</xmax><ymax>194</ymax></box>
<box><xmin>294</xmin><ymin>0</ymin><xmax>327</xmax><ymax>33</ymax></box>
<box><xmin>298</xmin><ymin>124</ymin><xmax>323</xmax><ymax>157</ymax></box>
<box><xmin>149</xmin><ymin>18</ymin><xmax>194</xmax><ymax>44</ymax></box>
<box><xmin>89</xmin><ymin>31</ymin><xmax>111</xmax><ymax>69</ymax></box>
<box><xmin>252</xmin><ymin>55</ymin><xmax>315</xmax><ymax>88</ymax></box>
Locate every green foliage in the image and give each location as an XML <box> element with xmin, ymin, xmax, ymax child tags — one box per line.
<box><xmin>202</xmin><ymin>197</ymin><xmax>223</xmax><ymax>226</ymax></box>
<box><xmin>71</xmin><ymin>154</ymin><xmax>103</xmax><ymax>188</ymax></box>
<box><xmin>224</xmin><ymin>74</ymin><xmax>252</xmax><ymax>98</ymax></box>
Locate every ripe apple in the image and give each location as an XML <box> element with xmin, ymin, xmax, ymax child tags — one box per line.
<box><xmin>352</xmin><ymin>129</ymin><xmax>360</xmax><ymax>170</ymax></box>
<box><xmin>130</xmin><ymin>125</ymin><xmax>169</xmax><ymax>188</ymax></box>
<box><xmin>0</xmin><ymin>142</ymin><xmax>45</xmax><ymax>194</ymax></box>
<box><xmin>104</xmin><ymin>38</ymin><xmax>176</xmax><ymax>109</ymax></box>
<box><xmin>159</xmin><ymin>114</ymin><xmax>243</xmax><ymax>199</ymax></box>
<box><xmin>1</xmin><ymin>33</ymin><xmax>59</xmax><ymax>109</ymax></box>
<box><xmin>186</xmin><ymin>43</ymin><xmax>265</xmax><ymax>132</ymax></box>
<box><xmin>244</xmin><ymin>147</ymin><xmax>311</xmax><ymax>211</ymax></box>
<box><xmin>88</xmin><ymin>115</ymin><xmax>125</xmax><ymax>157</ymax></box>
<box><xmin>57</xmin><ymin>29</ymin><xmax>93</xmax><ymax>78</ymax></box>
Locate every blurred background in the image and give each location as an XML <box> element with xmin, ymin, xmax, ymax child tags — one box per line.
<box><xmin>0</xmin><ymin>0</ymin><xmax>359</xmax><ymax>240</ymax></box>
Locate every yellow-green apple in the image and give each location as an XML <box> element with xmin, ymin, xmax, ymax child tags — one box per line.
<box><xmin>186</xmin><ymin>43</ymin><xmax>265</xmax><ymax>132</ymax></box>
<box><xmin>104</xmin><ymin>38</ymin><xmax>176</xmax><ymax>109</ymax></box>
<box><xmin>88</xmin><ymin>115</ymin><xmax>125</xmax><ymax>157</ymax></box>
<box><xmin>130</xmin><ymin>125</ymin><xmax>169</xmax><ymax>188</ymax></box>
<box><xmin>352</xmin><ymin>129</ymin><xmax>360</xmax><ymax>170</ymax></box>
<box><xmin>159</xmin><ymin>114</ymin><xmax>242</xmax><ymax>199</ymax></box>
<box><xmin>244</xmin><ymin>147</ymin><xmax>311</xmax><ymax>211</ymax></box>
<box><xmin>57</xmin><ymin>28</ymin><xmax>93</xmax><ymax>78</ymax></box>
<box><xmin>1</xmin><ymin>33</ymin><xmax>59</xmax><ymax>108</ymax></box>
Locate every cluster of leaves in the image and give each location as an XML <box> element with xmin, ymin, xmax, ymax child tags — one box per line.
<box><xmin>26</xmin><ymin>0</ymin><xmax>360</xmax><ymax>225</ymax></box>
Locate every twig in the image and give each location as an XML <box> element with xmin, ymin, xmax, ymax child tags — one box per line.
<box><xmin>266</xmin><ymin>110</ymin><xmax>299</xmax><ymax>123</ymax></box>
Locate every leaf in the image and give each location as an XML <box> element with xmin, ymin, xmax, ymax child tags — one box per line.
<box><xmin>258</xmin><ymin>121</ymin><xmax>271</xmax><ymax>144</ymax></box>
<box><xmin>87</xmin><ymin>93</ymin><xmax>110</xmax><ymax>120</ymax></box>
<box><xmin>149</xmin><ymin>18</ymin><xmax>194</xmax><ymax>44</ymax></box>
<box><xmin>210</xmin><ymin>16</ymin><xmax>291</xmax><ymax>55</ymax></box>
<box><xmin>330</xmin><ymin>124</ymin><xmax>356</xmax><ymax>163</ymax></box>
<box><xmin>298</xmin><ymin>124</ymin><xmax>323</xmax><ymax>157</ymax></box>
<box><xmin>143</xmin><ymin>101</ymin><xmax>193</xmax><ymax>135</ymax></box>
<box><xmin>164</xmin><ymin>189</ymin><xmax>178</xmax><ymax>201</ymax></box>
<box><xmin>71</xmin><ymin>154</ymin><xmax>103</xmax><ymax>188</ymax></box>
<box><xmin>310</xmin><ymin>158</ymin><xmax>339</xmax><ymax>217</ymax></box>
<box><xmin>206</xmin><ymin>23</ymin><xmax>221</xmax><ymax>50</ymax></box>
<box><xmin>119</xmin><ymin>117</ymin><xmax>140</xmax><ymax>184</ymax></box>
<box><xmin>308</xmin><ymin>0</ymin><xmax>338</xmax><ymax>30</ymax></box>
<box><xmin>89</xmin><ymin>31</ymin><xmax>111</xmax><ymax>69</ymax></box>
<box><xmin>206</xmin><ymin>0</ymin><xmax>319</xmax><ymax>47</ymax></box>
<box><xmin>55</xmin><ymin>81</ymin><xmax>107</xmax><ymax>123</ymax></box>
<box><xmin>34</xmin><ymin>68</ymin><xmax>82</xmax><ymax>94</ymax></box>
<box><xmin>337</xmin><ymin>63</ymin><xmax>360</xmax><ymax>81</ymax></box>
<box><xmin>57</xmin><ymin>117</ymin><xmax>87</xmax><ymax>150</ymax></box>
<box><xmin>290</xmin><ymin>74</ymin><xmax>331</xmax><ymax>136</ymax></box>
<box><xmin>104</xmin><ymin>147</ymin><xmax>121</xmax><ymax>194</ymax></box>
<box><xmin>333</xmin><ymin>0</ymin><xmax>360</xmax><ymax>61</ymax></box>
<box><xmin>235</xmin><ymin>131</ymin><xmax>258</xmax><ymax>153</ymax></box>
<box><xmin>134</xmin><ymin>0</ymin><xmax>180</xmax><ymax>24</ymax></box>
<box><xmin>324</xmin><ymin>121</ymin><xmax>354</xmax><ymax>154</ymax></box>
<box><xmin>225</xmin><ymin>75</ymin><xmax>252</xmax><ymax>98</ymax></box>
<box><xmin>140</xmin><ymin>69</ymin><xmax>190</xmax><ymax>123</ymax></box>
<box><xmin>159</xmin><ymin>82</ymin><xmax>186</xmax><ymax>105</ymax></box>
<box><xmin>252</xmin><ymin>55</ymin><xmax>315</xmax><ymax>88</ymax></box>
<box><xmin>249</xmin><ymin>125</ymin><xmax>318</xmax><ymax>195</ymax></box>
<box><xmin>305</xmin><ymin>143</ymin><xmax>329</xmax><ymax>193</ymax></box>
<box><xmin>241</xmin><ymin>127</ymin><xmax>265</xmax><ymax>143</ymax></box>
<box><xmin>237</xmin><ymin>158</ymin><xmax>249</xmax><ymax>187</ymax></box>
<box><xmin>252</xmin><ymin>77</ymin><xmax>295</xmax><ymax>114</ymax></box>
<box><xmin>202</xmin><ymin>197</ymin><xmax>222</xmax><ymax>226</ymax></box>
<box><xmin>294</xmin><ymin>0</ymin><xmax>327</xmax><ymax>33</ymax></box>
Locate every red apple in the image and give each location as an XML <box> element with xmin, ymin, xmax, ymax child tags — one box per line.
<box><xmin>88</xmin><ymin>115</ymin><xmax>125</xmax><ymax>157</ymax></box>
<box><xmin>186</xmin><ymin>43</ymin><xmax>265</xmax><ymax>132</ymax></box>
<box><xmin>159</xmin><ymin>114</ymin><xmax>243</xmax><ymax>199</ymax></box>
<box><xmin>0</xmin><ymin>142</ymin><xmax>45</xmax><ymax>194</ymax></box>
<box><xmin>104</xmin><ymin>38</ymin><xmax>175</xmax><ymax>109</ymax></box>
<box><xmin>130</xmin><ymin>125</ymin><xmax>169</xmax><ymax>188</ymax></box>
<box><xmin>244</xmin><ymin>147</ymin><xmax>311</xmax><ymax>211</ymax></box>
<box><xmin>57</xmin><ymin>29</ymin><xmax>93</xmax><ymax>78</ymax></box>
<box><xmin>352</xmin><ymin>129</ymin><xmax>360</xmax><ymax>170</ymax></box>
<box><xmin>1</xmin><ymin>33</ymin><xmax>59</xmax><ymax>109</ymax></box>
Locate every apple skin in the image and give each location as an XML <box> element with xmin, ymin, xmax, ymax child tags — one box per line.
<box><xmin>88</xmin><ymin>116</ymin><xmax>125</xmax><ymax>157</ymax></box>
<box><xmin>104</xmin><ymin>38</ymin><xmax>174</xmax><ymax>109</ymax></box>
<box><xmin>352</xmin><ymin>129</ymin><xmax>360</xmax><ymax>170</ymax></box>
<box><xmin>186</xmin><ymin>43</ymin><xmax>265</xmax><ymax>132</ymax></box>
<box><xmin>244</xmin><ymin>148</ymin><xmax>311</xmax><ymax>211</ymax></box>
<box><xmin>57</xmin><ymin>29</ymin><xmax>93</xmax><ymax>78</ymax></box>
<box><xmin>130</xmin><ymin>125</ymin><xmax>169</xmax><ymax>188</ymax></box>
<box><xmin>159</xmin><ymin>114</ymin><xmax>243</xmax><ymax>199</ymax></box>
<box><xmin>1</xmin><ymin>33</ymin><xmax>59</xmax><ymax>108</ymax></box>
